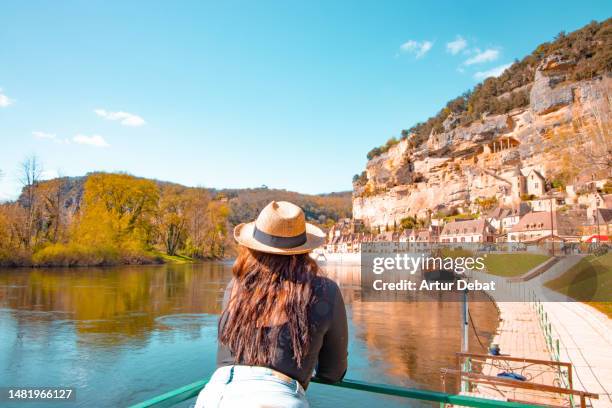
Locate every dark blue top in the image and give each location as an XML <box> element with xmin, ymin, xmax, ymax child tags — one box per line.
<box><xmin>216</xmin><ymin>276</ymin><xmax>348</xmax><ymax>389</ymax></box>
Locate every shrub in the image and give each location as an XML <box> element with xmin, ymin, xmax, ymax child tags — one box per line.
<box><xmin>32</xmin><ymin>243</ymin><xmax>120</xmax><ymax>267</ymax></box>
<box><xmin>31</xmin><ymin>243</ymin><xmax>160</xmax><ymax>267</ymax></box>
<box><xmin>352</xmin><ymin>171</ymin><xmax>368</xmax><ymax>186</ymax></box>
<box><xmin>0</xmin><ymin>249</ymin><xmax>31</xmax><ymax>267</ymax></box>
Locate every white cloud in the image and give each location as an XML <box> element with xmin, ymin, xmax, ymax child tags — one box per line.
<box><xmin>73</xmin><ymin>134</ymin><xmax>109</xmax><ymax>147</ymax></box>
<box><xmin>464</xmin><ymin>49</ymin><xmax>499</xmax><ymax>65</ymax></box>
<box><xmin>446</xmin><ymin>36</ymin><xmax>467</xmax><ymax>55</ymax></box>
<box><xmin>399</xmin><ymin>40</ymin><xmax>434</xmax><ymax>59</ymax></box>
<box><xmin>473</xmin><ymin>63</ymin><xmax>512</xmax><ymax>80</ymax></box>
<box><xmin>0</xmin><ymin>89</ymin><xmax>13</xmax><ymax>107</ymax></box>
<box><xmin>94</xmin><ymin>109</ymin><xmax>146</xmax><ymax>127</ymax></box>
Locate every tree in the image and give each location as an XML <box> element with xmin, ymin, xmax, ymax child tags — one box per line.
<box><xmin>36</xmin><ymin>177</ymin><xmax>66</xmax><ymax>244</ymax></box>
<box><xmin>76</xmin><ymin>173</ymin><xmax>160</xmax><ymax>250</ymax></box>
<box><xmin>474</xmin><ymin>196</ymin><xmax>498</xmax><ymax>212</ymax></box>
<box><xmin>182</xmin><ymin>188</ymin><xmax>212</xmax><ymax>258</ymax></box>
<box><xmin>400</xmin><ymin>216</ymin><xmax>418</xmax><ymax>231</ymax></box>
<box><xmin>204</xmin><ymin>200</ymin><xmax>230</xmax><ymax>258</ymax></box>
<box><xmin>157</xmin><ymin>185</ymin><xmax>190</xmax><ymax>256</ymax></box>
<box><xmin>0</xmin><ymin>203</ymin><xmax>28</xmax><ymax>255</ymax></box>
<box><xmin>18</xmin><ymin>155</ymin><xmax>42</xmax><ymax>248</ymax></box>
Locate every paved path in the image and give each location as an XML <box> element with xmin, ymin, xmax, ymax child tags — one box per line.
<box><xmin>476</xmin><ymin>301</ymin><xmax>567</xmax><ymax>406</ymax></box>
<box><xmin>540</xmin><ymin>301</ymin><xmax>612</xmax><ymax>408</ymax></box>
<box><xmin>531</xmin><ymin>254</ymin><xmax>612</xmax><ymax>407</ymax></box>
<box><xmin>469</xmin><ymin>259</ymin><xmax>612</xmax><ymax>407</ymax></box>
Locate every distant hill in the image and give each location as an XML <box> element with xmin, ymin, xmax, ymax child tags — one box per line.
<box><xmin>210</xmin><ymin>188</ymin><xmax>352</xmax><ymax>227</ymax></box>
<box><xmin>18</xmin><ymin>174</ymin><xmax>352</xmax><ymax>228</ymax></box>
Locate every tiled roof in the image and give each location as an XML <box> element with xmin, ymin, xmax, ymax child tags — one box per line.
<box><xmin>510</xmin><ymin>211</ymin><xmax>555</xmax><ymax>232</ymax></box>
<box><xmin>486</xmin><ymin>207</ymin><xmax>508</xmax><ymax>219</ymax></box>
<box><xmin>441</xmin><ymin>219</ymin><xmax>487</xmax><ymax>236</ymax></box>
<box><xmin>594</xmin><ymin>208</ymin><xmax>612</xmax><ymax>224</ymax></box>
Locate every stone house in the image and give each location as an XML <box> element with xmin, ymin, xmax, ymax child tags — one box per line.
<box><xmin>500</xmin><ymin>204</ymin><xmax>530</xmax><ymax>233</ymax></box>
<box><xmin>415</xmin><ymin>225</ymin><xmax>442</xmax><ymax>244</ymax></box>
<box><xmin>510</xmin><ymin>168</ymin><xmax>547</xmax><ymax>199</ymax></box>
<box><xmin>485</xmin><ymin>207</ymin><xmax>508</xmax><ymax>232</ymax></box>
<box><xmin>508</xmin><ymin>211</ymin><xmax>580</xmax><ymax>242</ymax></box>
<box><xmin>525</xmin><ymin>169</ymin><xmax>546</xmax><ymax>197</ymax></box>
<box><xmin>582</xmin><ymin>208</ymin><xmax>612</xmax><ymax>237</ymax></box>
<box><xmin>528</xmin><ymin>196</ymin><xmax>566</xmax><ymax>212</ymax></box>
<box><xmin>439</xmin><ymin>219</ymin><xmax>495</xmax><ymax>243</ymax></box>
<box><xmin>487</xmin><ymin>204</ymin><xmax>531</xmax><ymax>236</ymax></box>
<box><xmin>399</xmin><ymin>229</ymin><xmax>413</xmax><ymax>243</ymax></box>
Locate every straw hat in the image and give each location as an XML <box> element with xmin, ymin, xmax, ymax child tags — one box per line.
<box><xmin>233</xmin><ymin>201</ymin><xmax>325</xmax><ymax>255</ymax></box>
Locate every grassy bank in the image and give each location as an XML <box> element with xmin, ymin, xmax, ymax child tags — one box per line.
<box><xmin>545</xmin><ymin>252</ymin><xmax>612</xmax><ymax>317</ymax></box>
<box><xmin>0</xmin><ymin>244</ymin><xmax>200</xmax><ymax>268</ymax></box>
<box><xmin>483</xmin><ymin>253</ymin><xmax>551</xmax><ymax>277</ymax></box>
<box><xmin>154</xmin><ymin>252</ymin><xmax>196</xmax><ymax>264</ymax></box>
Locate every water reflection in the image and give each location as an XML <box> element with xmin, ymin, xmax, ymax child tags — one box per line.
<box><xmin>0</xmin><ymin>264</ymin><xmax>228</xmax><ymax>341</ymax></box>
<box><xmin>324</xmin><ymin>262</ymin><xmax>498</xmax><ymax>392</ymax></box>
<box><xmin>0</xmin><ymin>262</ymin><xmax>498</xmax><ymax>407</ymax></box>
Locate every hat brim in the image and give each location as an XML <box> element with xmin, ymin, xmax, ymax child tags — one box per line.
<box><xmin>234</xmin><ymin>222</ymin><xmax>326</xmax><ymax>255</ymax></box>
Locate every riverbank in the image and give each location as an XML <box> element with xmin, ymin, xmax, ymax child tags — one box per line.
<box><xmin>0</xmin><ymin>245</ymin><xmax>205</xmax><ymax>268</ymax></box>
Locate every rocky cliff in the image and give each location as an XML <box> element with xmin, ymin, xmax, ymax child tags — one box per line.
<box><xmin>353</xmin><ymin>52</ymin><xmax>611</xmax><ymax>228</ymax></box>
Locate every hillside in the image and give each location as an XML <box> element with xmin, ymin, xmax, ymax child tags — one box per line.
<box><xmin>0</xmin><ymin>172</ymin><xmax>351</xmax><ymax>266</ymax></box>
<box><xmin>363</xmin><ymin>18</ymin><xmax>611</xmax><ymax>161</ymax></box>
<box><xmin>353</xmin><ymin>18</ymin><xmax>612</xmax><ymax>228</ymax></box>
<box><xmin>17</xmin><ymin>174</ymin><xmax>352</xmax><ymax>228</ymax></box>
<box><xmin>211</xmin><ymin>188</ymin><xmax>351</xmax><ymax>227</ymax></box>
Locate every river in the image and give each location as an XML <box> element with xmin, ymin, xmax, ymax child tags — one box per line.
<box><xmin>0</xmin><ymin>261</ymin><xmax>499</xmax><ymax>407</ymax></box>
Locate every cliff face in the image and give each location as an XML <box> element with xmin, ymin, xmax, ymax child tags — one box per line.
<box><xmin>353</xmin><ymin>58</ymin><xmax>611</xmax><ymax>228</ymax></box>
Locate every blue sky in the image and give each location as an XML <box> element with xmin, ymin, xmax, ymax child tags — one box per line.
<box><xmin>1</xmin><ymin>1</ymin><xmax>610</xmax><ymax>200</ymax></box>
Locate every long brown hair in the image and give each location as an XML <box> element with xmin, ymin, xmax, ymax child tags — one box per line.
<box><xmin>219</xmin><ymin>246</ymin><xmax>320</xmax><ymax>367</ymax></box>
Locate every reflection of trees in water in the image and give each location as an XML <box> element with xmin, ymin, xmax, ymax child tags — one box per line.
<box><xmin>323</xmin><ymin>263</ymin><xmax>499</xmax><ymax>392</ymax></box>
<box><xmin>0</xmin><ymin>263</ymin><xmax>232</xmax><ymax>345</ymax></box>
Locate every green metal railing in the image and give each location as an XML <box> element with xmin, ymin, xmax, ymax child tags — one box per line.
<box><xmin>128</xmin><ymin>377</ymin><xmax>543</xmax><ymax>408</ymax></box>
<box><xmin>531</xmin><ymin>292</ymin><xmax>575</xmax><ymax>408</ymax></box>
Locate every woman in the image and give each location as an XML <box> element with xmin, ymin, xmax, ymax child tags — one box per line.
<box><xmin>195</xmin><ymin>201</ymin><xmax>348</xmax><ymax>408</ymax></box>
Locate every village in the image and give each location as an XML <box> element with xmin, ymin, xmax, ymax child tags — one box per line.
<box><xmin>325</xmin><ymin>171</ymin><xmax>612</xmax><ymax>254</ymax></box>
